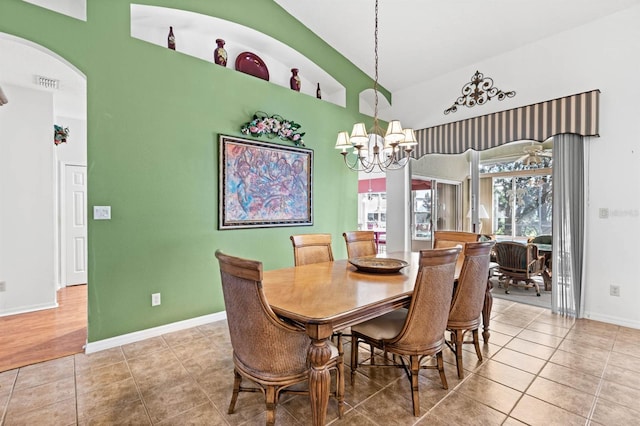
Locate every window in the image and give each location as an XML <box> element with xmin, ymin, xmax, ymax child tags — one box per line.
<box><xmin>360</xmin><ymin>192</ymin><xmax>386</xmax><ymax>230</ymax></box>
<box><xmin>493</xmin><ymin>174</ymin><xmax>552</xmax><ymax>239</ymax></box>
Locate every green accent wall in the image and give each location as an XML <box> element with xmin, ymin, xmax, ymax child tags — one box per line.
<box><xmin>0</xmin><ymin>0</ymin><xmax>382</xmax><ymax>341</ymax></box>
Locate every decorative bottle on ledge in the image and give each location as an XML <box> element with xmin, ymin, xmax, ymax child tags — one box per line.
<box><xmin>167</xmin><ymin>26</ymin><xmax>176</xmax><ymax>50</ymax></box>
<box><xmin>290</xmin><ymin>68</ymin><xmax>301</xmax><ymax>92</ymax></box>
<box><xmin>214</xmin><ymin>39</ymin><xmax>227</xmax><ymax>67</ymax></box>
<box><xmin>316</xmin><ymin>83</ymin><xmax>322</xmax><ymax>99</ymax></box>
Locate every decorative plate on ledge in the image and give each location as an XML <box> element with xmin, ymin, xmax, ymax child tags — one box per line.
<box><xmin>235</xmin><ymin>51</ymin><xmax>269</xmax><ymax>81</ymax></box>
<box><xmin>349</xmin><ymin>257</ymin><xmax>409</xmax><ymax>274</ymax></box>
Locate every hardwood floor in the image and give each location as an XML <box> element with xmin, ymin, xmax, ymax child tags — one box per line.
<box><xmin>0</xmin><ymin>284</ymin><xmax>87</xmax><ymax>372</ymax></box>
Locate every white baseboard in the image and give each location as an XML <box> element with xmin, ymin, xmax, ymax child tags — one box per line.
<box><xmin>0</xmin><ymin>301</ymin><xmax>59</xmax><ymax>318</ymax></box>
<box><xmin>85</xmin><ymin>311</ymin><xmax>227</xmax><ymax>354</ymax></box>
<box><xmin>582</xmin><ymin>310</ymin><xmax>640</xmax><ymax>330</ymax></box>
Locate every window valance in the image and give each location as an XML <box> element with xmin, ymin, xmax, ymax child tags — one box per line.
<box><xmin>413</xmin><ymin>89</ymin><xmax>599</xmax><ymax>159</ymax></box>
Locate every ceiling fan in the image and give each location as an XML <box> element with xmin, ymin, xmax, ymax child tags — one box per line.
<box><xmin>517</xmin><ymin>144</ymin><xmax>552</xmax><ymax>165</ymax></box>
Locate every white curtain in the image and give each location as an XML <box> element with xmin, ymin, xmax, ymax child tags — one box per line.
<box><xmin>551</xmin><ymin>134</ymin><xmax>586</xmax><ymax>317</ymax></box>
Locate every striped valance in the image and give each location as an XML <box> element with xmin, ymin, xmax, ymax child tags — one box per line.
<box><xmin>413</xmin><ymin>89</ymin><xmax>599</xmax><ymax>158</ymax></box>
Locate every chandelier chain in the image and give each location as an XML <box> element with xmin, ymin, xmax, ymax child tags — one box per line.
<box><xmin>373</xmin><ymin>0</ymin><xmax>379</xmax><ymax>130</ymax></box>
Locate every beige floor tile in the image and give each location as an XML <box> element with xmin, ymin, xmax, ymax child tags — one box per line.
<box><xmin>3</xmin><ymin>397</ymin><xmax>76</xmax><ymax>426</ymax></box>
<box><xmin>564</xmin><ymin>329</ymin><xmax>614</xmax><ymax>350</ymax></box>
<box><xmin>0</xmin><ymin>368</ymin><xmax>17</xmax><ymax>396</ymax></box>
<box><xmin>502</xmin><ymin>417</ymin><xmax>529</xmax><ymax>426</ymax></box>
<box><xmin>121</xmin><ymin>336</ymin><xmax>168</xmax><ymax>360</ymax></box>
<box><xmin>456</xmin><ymin>373</ymin><xmax>522</xmax><ymax>414</ymax></box>
<box><xmin>525</xmin><ymin>321</ymin><xmax>571</xmax><ymax>338</ymax></box>
<box><xmin>76</xmin><ymin>377</ymin><xmax>141</xmax><ymax>420</ymax></box>
<box><xmin>526</xmin><ymin>376</ymin><xmax>594</xmax><ymax>418</ymax></box>
<box><xmin>607</xmin><ymin>351</ymin><xmax>640</xmax><ymax>374</ymax></box>
<box><xmin>74</xmin><ymin>361</ymin><xmax>132</xmax><ymax>395</ymax></box>
<box><xmin>423</xmin><ymin>391</ymin><xmax>507</xmax><ymax>425</ymax></box>
<box><xmin>127</xmin><ymin>348</ymin><xmax>190</xmax><ymax>391</ymax></box>
<box><xmin>74</xmin><ymin>347</ymin><xmax>125</xmax><ymax>373</ymax></box>
<box><xmin>141</xmin><ymin>379</ymin><xmax>210</xmax><ymax>424</ymax></box>
<box><xmin>14</xmin><ymin>356</ymin><xmax>75</xmax><ymax>389</ymax></box>
<box><xmin>6</xmin><ymin>376</ymin><xmax>75</xmax><ymax>416</ymax></box>
<box><xmin>474</xmin><ymin>359</ymin><xmax>535</xmax><ymax>392</ymax></box>
<box><xmin>492</xmin><ymin>348</ymin><xmax>546</xmax><ymax>375</ymax></box>
<box><xmin>558</xmin><ymin>339</ymin><xmax>610</xmax><ymax>360</ymax></box>
<box><xmin>78</xmin><ymin>399</ymin><xmax>151</xmax><ymax>425</ymax></box>
<box><xmin>538</xmin><ymin>362</ymin><xmax>600</xmax><ymax>395</ymax></box>
<box><xmin>327</xmin><ymin>407</ymin><xmax>379</xmax><ymax>425</ymax></box>
<box><xmin>597</xmin><ymin>378</ymin><xmax>640</xmax><ymax>411</ymax></box>
<box><xmin>510</xmin><ymin>394</ymin><xmax>587</xmax><ymax>426</ymax></box>
<box><xmin>590</xmin><ymin>397</ymin><xmax>640</xmax><ymax>425</ymax></box>
<box><xmin>612</xmin><ymin>339</ymin><xmax>640</xmax><ymax>358</ymax></box>
<box><xmin>516</xmin><ymin>328</ymin><xmax>564</xmax><ymax>348</ymax></box>
<box><xmin>161</xmin><ymin>327</ymin><xmax>206</xmax><ymax>347</ymax></box>
<box><xmin>603</xmin><ymin>363</ymin><xmax>640</xmax><ymax>391</ymax></box>
<box><xmin>505</xmin><ymin>337</ymin><xmax>557</xmax><ymax>360</ymax></box>
<box><xmin>480</xmin><ymin>330</ymin><xmax>513</xmax><ymax>347</ymax></box>
<box><xmin>9</xmin><ymin>311</ymin><xmax>640</xmax><ymax>426</ymax></box>
<box><xmin>490</xmin><ymin>321</ymin><xmax>528</xmax><ymax>337</ymax></box>
<box><xmin>548</xmin><ymin>349</ymin><xmax>606</xmax><ymax>377</ymax></box>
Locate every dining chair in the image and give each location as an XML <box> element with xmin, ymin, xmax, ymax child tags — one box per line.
<box><xmin>215</xmin><ymin>250</ymin><xmax>344</xmax><ymax>425</ymax></box>
<box><xmin>290</xmin><ymin>233</ymin><xmax>349</xmax><ymax>351</ymax></box>
<box><xmin>290</xmin><ymin>233</ymin><xmax>334</xmax><ymax>266</ymax></box>
<box><xmin>446</xmin><ymin>240</ymin><xmax>495</xmax><ymax>379</ymax></box>
<box><xmin>342</xmin><ymin>231</ymin><xmax>377</xmax><ymax>259</ymax></box>
<box><xmin>350</xmin><ymin>247</ymin><xmax>461</xmax><ymax>416</ymax></box>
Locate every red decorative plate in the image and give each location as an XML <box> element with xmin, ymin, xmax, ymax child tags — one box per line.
<box><xmin>235</xmin><ymin>52</ymin><xmax>269</xmax><ymax>81</ymax></box>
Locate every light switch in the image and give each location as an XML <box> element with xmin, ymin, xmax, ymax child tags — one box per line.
<box><xmin>93</xmin><ymin>206</ymin><xmax>111</xmax><ymax>220</ymax></box>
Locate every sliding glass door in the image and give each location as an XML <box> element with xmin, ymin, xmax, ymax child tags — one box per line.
<box><xmin>411</xmin><ymin>179</ymin><xmax>461</xmax><ymax>250</ymax></box>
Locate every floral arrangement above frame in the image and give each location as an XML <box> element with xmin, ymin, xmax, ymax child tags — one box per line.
<box><xmin>219</xmin><ymin>134</ymin><xmax>313</xmax><ymax>229</ymax></box>
<box><xmin>54</xmin><ymin>125</ymin><xmax>70</xmax><ymax>145</ymax></box>
<box><xmin>240</xmin><ymin>111</ymin><xmax>305</xmax><ymax>146</ymax></box>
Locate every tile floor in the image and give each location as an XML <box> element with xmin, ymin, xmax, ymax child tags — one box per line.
<box><xmin>1</xmin><ymin>298</ymin><xmax>640</xmax><ymax>425</ymax></box>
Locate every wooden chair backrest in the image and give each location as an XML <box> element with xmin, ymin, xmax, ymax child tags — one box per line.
<box><xmin>342</xmin><ymin>231</ymin><xmax>377</xmax><ymax>259</ymax></box>
<box><xmin>448</xmin><ymin>241</ymin><xmax>495</xmax><ymax>327</ymax></box>
<box><xmin>290</xmin><ymin>233</ymin><xmax>334</xmax><ymax>266</ymax></box>
<box><xmin>215</xmin><ymin>250</ymin><xmax>309</xmax><ymax>375</ymax></box>
<box><xmin>386</xmin><ymin>247</ymin><xmax>460</xmax><ymax>353</ymax></box>
<box><xmin>433</xmin><ymin>231</ymin><xmax>481</xmax><ymax>272</ymax></box>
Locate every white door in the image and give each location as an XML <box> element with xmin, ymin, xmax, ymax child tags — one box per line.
<box><xmin>62</xmin><ymin>164</ymin><xmax>87</xmax><ymax>286</ymax></box>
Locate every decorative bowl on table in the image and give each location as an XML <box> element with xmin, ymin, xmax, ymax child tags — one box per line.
<box><xmin>349</xmin><ymin>257</ymin><xmax>409</xmax><ymax>274</ymax></box>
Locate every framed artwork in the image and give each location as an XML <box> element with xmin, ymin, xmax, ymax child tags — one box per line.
<box><xmin>219</xmin><ymin>135</ymin><xmax>313</xmax><ymax>229</ymax></box>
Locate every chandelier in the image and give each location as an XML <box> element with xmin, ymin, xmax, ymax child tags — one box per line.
<box><xmin>335</xmin><ymin>0</ymin><xmax>417</xmax><ymax>173</ymax></box>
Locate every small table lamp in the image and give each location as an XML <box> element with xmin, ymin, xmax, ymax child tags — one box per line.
<box><xmin>467</xmin><ymin>204</ymin><xmax>490</xmax><ymax>233</ymax></box>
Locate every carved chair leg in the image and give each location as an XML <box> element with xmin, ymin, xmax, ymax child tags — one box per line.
<box><xmin>472</xmin><ymin>328</ymin><xmax>483</xmax><ymax>361</ymax></box>
<box><xmin>410</xmin><ymin>355</ymin><xmax>421</xmax><ymax>417</ymax></box>
<box><xmin>265</xmin><ymin>386</ymin><xmax>277</xmax><ymax>426</ymax></box>
<box><xmin>454</xmin><ymin>330</ymin><xmax>465</xmax><ymax>379</ymax></box>
<box><xmin>437</xmin><ymin>351</ymin><xmax>448</xmax><ymax>390</ymax></box>
<box><xmin>228</xmin><ymin>369</ymin><xmax>242</xmax><ymax>414</ymax></box>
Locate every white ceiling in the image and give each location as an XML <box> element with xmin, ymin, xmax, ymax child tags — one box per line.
<box><xmin>276</xmin><ymin>0</ymin><xmax>640</xmax><ymax>92</ymax></box>
<box><xmin>2</xmin><ymin>0</ymin><xmax>640</xmax><ymax>119</ymax></box>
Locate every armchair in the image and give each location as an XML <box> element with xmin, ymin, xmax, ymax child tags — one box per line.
<box><xmin>494</xmin><ymin>241</ymin><xmax>546</xmax><ymax>296</ymax></box>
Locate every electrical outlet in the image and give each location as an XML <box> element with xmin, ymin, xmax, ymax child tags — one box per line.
<box><xmin>0</xmin><ymin>281</ymin><xmax>6</xmax><ymax>292</ymax></box>
<box><xmin>610</xmin><ymin>285</ymin><xmax>620</xmax><ymax>297</ymax></box>
<box><xmin>151</xmin><ymin>293</ymin><xmax>161</xmax><ymax>306</ymax></box>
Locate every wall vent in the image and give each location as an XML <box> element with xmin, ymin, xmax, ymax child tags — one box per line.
<box><xmin>35</xmin><ymin>75</ymin><xmax>60</xmax><ymax>89</ymax></box>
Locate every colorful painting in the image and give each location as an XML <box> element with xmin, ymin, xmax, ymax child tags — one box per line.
<box><xmin>219</xmin><ymin>135</ymin><xmax>313</xmax><ymax>229</ymax></box>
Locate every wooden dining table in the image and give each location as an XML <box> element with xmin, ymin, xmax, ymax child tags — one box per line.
<box><xmin>262</xmin><ymin>251</ymin><xmax>494</xmax><ymax>425</ymax></box>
